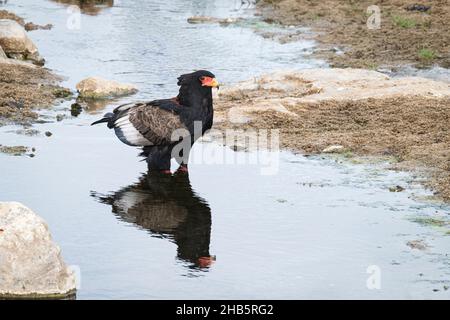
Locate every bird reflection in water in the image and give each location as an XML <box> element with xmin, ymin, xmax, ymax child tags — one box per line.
<box><xmin>92</xmin><ymin>172</ymin><xmax>215</xmax><ymax>270</ymax></box>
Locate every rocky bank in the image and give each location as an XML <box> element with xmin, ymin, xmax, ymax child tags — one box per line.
<box><xmin>215</xmin><ymin>68</ymin><xmax>450</xmax><ymax>201</ymax></box>
<box><xmin>257</xmin><ymin>0</ymin><xmax>450</xmax><ymax>69</ymax></box>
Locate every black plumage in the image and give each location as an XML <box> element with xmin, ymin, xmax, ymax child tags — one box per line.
<box><xmin>92</xmin><ymin>70</ymin><xmax>218</xmax><ymax>172</ymax></box>
<box><xmin>91</xmin><ymin>172</ymin><xmax>214</xmax><ymax>269</ymax></box>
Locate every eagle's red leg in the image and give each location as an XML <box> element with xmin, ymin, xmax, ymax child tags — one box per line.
<box><xmin>176</xmin><ymin>164</ymin><xmax>188</xmax><ymax>173</ymax></box>
<box><xmin>147</xmin><ymin>146</ymin><xmax>172</xmax><ymax>174</ymax></box>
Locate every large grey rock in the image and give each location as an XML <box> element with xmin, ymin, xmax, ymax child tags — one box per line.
<box><xmin>0</xmin><ymin>19</ymin><xmax>44</xmax><ymax>65</ymax></box>
<box><xmin>0</xmin><ymin>202</ymin><xmax>76</xmax><ymax>299</ymax></box>
<box><xmin>76</xmin><ymin>76</ymin><xmax>138</xmax><ymax>99</ymax></box>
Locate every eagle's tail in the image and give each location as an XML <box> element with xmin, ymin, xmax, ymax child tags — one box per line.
<box><xmin>91</xmin><ymin>112</ymin><xmax>114</xmax><ymax>126</ymax></box>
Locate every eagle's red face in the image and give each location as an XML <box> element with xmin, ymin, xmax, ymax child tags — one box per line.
<box><xmin>200</xmin><ymin>76</ymin><xmax>219</xmax><ymax>88</ymax></box>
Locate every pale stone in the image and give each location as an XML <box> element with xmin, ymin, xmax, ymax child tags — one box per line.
<box><xmin>322</xmin><ymin>145</ymin><xmax>345</xmax><ymax>153</ymax></box>
<box><xmin>76</xmin><ymin>76</ymin><xmax>138</xmax><ymax>99</ymax></box>
<box><xmin>0</xmin><ymin>202</ymin><xmax>76</xmax><ymax>299</ymax></box>
<box><xmin>0</xmin><ymin>19</ymin><xmax>44</xmax><ymax>65</ymax></box>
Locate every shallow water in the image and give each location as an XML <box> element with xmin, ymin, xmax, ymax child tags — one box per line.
<box><xmin>1</xmin><ymin>0</ymin><xmax>449</xmax><ymax>299</ymax></box>
<box><xmin>388</xmin><ymin>65</ymin><xmax>450</xmax><ymax>83</ymax></box>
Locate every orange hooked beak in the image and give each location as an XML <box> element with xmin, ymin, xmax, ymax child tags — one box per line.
<box><xmin>201</xmin><ymin>76</ymin><xmax>219</xmax><ymax>89</ymax></box>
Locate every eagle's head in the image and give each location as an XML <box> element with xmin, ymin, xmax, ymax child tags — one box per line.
<box><xmin>177</xmin><ymin>70</ymin><xmax>219</xmax><ymax>89</ymax></box>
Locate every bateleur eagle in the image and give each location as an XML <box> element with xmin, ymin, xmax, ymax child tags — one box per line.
<box><xmin>91</xmin><ymin>70</ymin><xmax>219</xmax><ymax>173</ymax></box>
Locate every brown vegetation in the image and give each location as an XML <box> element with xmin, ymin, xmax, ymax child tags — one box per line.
<box><xmin>257</xmin><ymin>0</ymin><xmax>450</xmax><ymax>69</ymax></box>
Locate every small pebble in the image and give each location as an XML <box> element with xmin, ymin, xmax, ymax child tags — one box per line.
<box><xmin>71</xmin><ymin>103</ymin><xmax>83</xmax><ymax>117</ymax></box>
<box><xmin>322</xmin><ymin>145</ymin><xmax>345</xmax><ymax>153</ymax></box>
<box><xmin>45</xmin><ymin>131</ymin><xmax>53</xmax><ymax>137</ymax></box>
<box><xmin>389</xmin><ymin>185</ymin><xmax>405</xmax><ymax>192</ymax></box>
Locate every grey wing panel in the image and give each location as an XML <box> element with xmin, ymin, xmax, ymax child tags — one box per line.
<box><xmin>129</xmin><ymin>105</ymin><xmax>189</xmax><ymax>145</ymax></box>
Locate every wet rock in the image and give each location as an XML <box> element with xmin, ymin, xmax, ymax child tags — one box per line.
<box><xmin>406</xmin><ymin>240</ymin><xmax>428</xmax><ymax>251</ymax></box>
<box><xmin>53</xmin><ymin>87</ymin><xmax>72</xmax><ymax>99</ymax></box>
<box><xmin>389</xmin><ymin>185</ymin><xmax>405</xmax><ymax>192</ymax></box>
<box><xmin>405</xmin><ymin>4</ymin><xmax>431</xmax><ymax>12</ymax></box>
<box><xmin>322</xmin><ymin>145</ymin><xmax>345</xmax><ymax>153</ymax></box>
<box><xmin>0</xmin><ymin>202</ymin><xmax>76</xmax><ymax>299</ymax></box>
<box><xmin>76</xmin><ymin>77</ymin><xmax>138</xmax><ymax>99</ymax></box>
<box><xmin>0</xmin><ymin>19</ymin><xmax>44</xmax><ymax>65</ymax></box>
<box><xmin>24</xmin><ymin>22</ymin><xmax>53</xmax><ymax>32</ymax></box>
<box><xmin>70</xmin><ymin>102</ymin><xmax>83</xmax><ymax>116</ymax></box>
<box><xmin>187</xmin><ymin>16</ymin><xmax>220</xmax><ymax>24</ymax></box>
<box><xmin>45</xmin><ymin>131</ymin><xmax>53</xmax><ymax>137</ymax></box>
<box><xmin>187</xmin><ymin>16</ymin><xmax>242</xmax><ymax>25</ymax></box>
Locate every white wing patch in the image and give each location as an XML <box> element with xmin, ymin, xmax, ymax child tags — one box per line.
<box><xmin>113</xmin><ymin>114</ymin><xmax>153</xmax><ymax>147</ymax></box>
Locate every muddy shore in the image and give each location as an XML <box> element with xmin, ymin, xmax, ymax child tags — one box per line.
<box><xmin>257</xmin><ymin>0</ymin><xmax>450</xmax><ymax>69</ymax></box>
<box><xmin>251</xmin><ymin>1</ymin><xmax>450</xmax><ymax>200</ymax></box>
<box><xmin>0</xmin><ymin>62</ymin><xmax>70</xmax><ymax>125</ymax></box>
<box><xmin>0</xmin><ymin>11</ymin><xmax>69</xmax><ymax>126</ymax></box>
<box><xmin>215</xmin><ymin>69</ymin><xmax>450</xmax><ymax>201</ymax></box>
